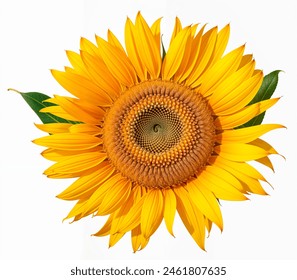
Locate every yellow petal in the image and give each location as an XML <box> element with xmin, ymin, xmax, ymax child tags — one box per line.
<box><xmin>51</xmin><ymin>95</ymin><xmax>101</xmax><ymax>124</ymax></box>
<box><xmin>97</xmin><ymin>36</ymin><xmax>137</xmax><ymax>87</ymax></box>
<box><xmin>115</xmin><ymin>192</ymin><xmax>146</xmax><ymax>233</ymax></box>
<box><xmin>41</xmin><ymin>147</ymin><xmax>100</xmax><ymax>161</ymax></box>
<box><xmin>214</xmin><ymin>155</ymin><xmax>267</xmax><ymax>182</ymax></box>
<box><xmin>215</xmin><ymin>98</ymin><xmax>280</xmax><ymax>129</ymax></box>
<box><xmin>185</xmin><ymin>27</ymin><xmax>218</xmax><ymax>87</ymax></box>
<box><xmin>173</xmin><ymin>25</ymin><xmax>198</xmax><ymax>82</ymax></box>
<box><xmin>135</xmin><ymin>12</ymin><xmax>161</xmax><ymax>79</ymax></box>
<box><xmin>198</xmin><ymin>167</ymin><xmax>248</xmax><ymax>201</ymax></box>
<box><xmin>97</xmin><ymin>179</ymin><xmax>131</xmax><ymax>215</ymax></box>
<box><xmin>241</xmin><ymin>177</ymin><xmax>268</xmax><ymax>195</ymax></box>
<box><xmin>69</xmin><ymin>124</ymin><xmax>102</xmax><ymax>135</ymax></box>
<box><xmin>209</xmin><ymin>60</ymin><xmax>255</xmax><ymax>109</ymax></box>
<box><xmin>33</xmin><ymin>133</ymin><xmax>101</xmax><ymax>150</ymax></box>
<box><xmin>163</xmin><ymin>188</ymin><xmax>176</xmax><ymax>236</ymax></box>
<box><xmin>108</xmin><ymin>193</ymin><xmax>137</xmax><ymax>248</ymax></box>
<box><xmin>208</xmin><ymin>24</ymin><xmax>230</xmax><ymax>67</ymax></box>
<box><xmin>249</xmin><ymin>138</ymin><xmax>280</xmax><ymax>155</ymax></box>
<box><xmin>238</xmin><ymin>54</ymin><xmax>253</xmax><ymax>69</ymax></box>
<box><xmin>139</xmin><ymin>235</ymin><xmax>150</xmax><ymax>251</ymax></box>
<box><xmin>81</xmin><ymin>173</ymin><xmax>124</xmax><ymax>216</ymax></box>
<box><xmin>131</xmin><ymin>225</ymin><xmax>142</xmax><ymax>252</ymax></box>
<box><xmin>42</xmin><ymin>148</ymin><xmax>75</xmax><ymax>161</ymax></box>
<box><xmin>93</xmin><ymin>213</ymin><xmax>114</xmax><ymax>237</ymax></box>
<box><xmin>125</xmin><ymin>18</ymin><xmax>146</xmax><ymax>80</ymax></box>
<box><xmin>51</xmin><ymin>70</ymin><xmax>112</xmax><ymax>106</ymax></box>
<box><xmin>174</xmin><ymin>187</ymin><xmax>206</xmax><ymax>250</ymax></box>
<box><xmin>80</xmin><ymin>37</ymin><xmax>100</xmax><ymax>57</ymax></box>
<box><xmin>206</xmin><ymin>164</ymin><xmax>245</xmax><ymax>191</ymax></box>
<box><xmin>107</xmin><ymin>29</ymin><xmax>126</xmax><ymax>52</ymax></box>
<box><xmin>150</xmin><ymin>17</ymin><xmax>162</xmax><ymax>50</ymax></box>
<box><xmin>253</xmin><ymin>69</ymin><xmax>262</xmax><ymax>76</ymax></box>
<box><xmin>162</xmin><ymin>27</ymin><xmax>191</xmax><ymax>80</ymax></box>
<box><xmin>170</xmin><ymin>17</ymin><xmax>182</xmax><ymax>44</ymax></box>
<box><xmin>212</xmin><ymin>72</ymin><xmax>264</xmax><ymax>115</ymax></box>
<box><xmin>251</xmin><ymin>138</ymin><xmax>285</xmax><ymax>161</ymax></box>
<box><xmin>63</xmin><ymin>199</ymin><xmax>88</xmax><ymax>222</ymax></box>
<box><xmin>40</xmin><ymin>106</ymin><xmax>79</xmax><ymax>122</ymax></box>
<box><xmin>66</xmin><ymin>50</ymin><xmax>89</xmax><ymax>77</ymax></box>
<box><xmin>80</xmin><ymin>50</ymin><xmax>121</xmax><ymax>100</ymax></box>
<box><xmin>141</xmin><ymin>189</ymin><xmax>164</xmax><ymax>239</ymax></box>
<box><xmin>46</xmin><ymin>166</ymin><xmax>100</xmax><ymax>179</ymax></box>
<box><xmin>190</xmin><ymin>24</ymin><xmax>199</xmax><ymax>36</ymax></box>
<box><xmin>48</xmin><ymin>95</ymin><xmax>105</xmax><ymax>122</ymax></box>
<box><xmin>198</xmin><ymin>45</ymin><xmax>245</xmax><ymax>96</ymax></box>
<box><xmin>215</xmin><ymin>143</ymin><xmax>268</xmax><ymax>161</ymax></box>
<box><xmin>187</xmin><ymin>179</ymin><xmax>223</xmax><ymax>231</ymax></box>
<box><xmin>109</xmin><ymin>232</ymin><xmax>125</xmax><ymax>248</ymax></box>
<box><xmin>217</xmin><ymin>124</ymin><xmax>285</xmax><ymax>144</ymax></box>
<box><xmin>69</xmin><ymin>97</ymin><xmax>106</xmax><ymax>119</ymax></box>
<box><xmin>256</xmin><ymin>156</ymin><xmax>275</xmax><ymax>171</ymax></box>
<box><xmin>132</xmin><ymin>184</ymin><xmax>145</xmax><ymax>201</ymax></box>
<box><xmin>57</xmin><ymin>162</ymin><xmax>115</xmax><ymax>200</ymax></box>
<box><xmin>35</xmin><ymin>123</ymin><xmax>71</xmax><ymax>134</ymax></box>
<box><xmin>109</xmin><ymin>191</ymin><xmax>135</xmax><ymax>234</ymax></box>
<box><xmin>131</xmin><ymin>222</ymin><xmax>151</xmax><ymax>252</ymax></box>
<box><xmin>44</xmin><ymin>152</ymin><xmax>106</xmax><ymax>176</ymax></box>
<box><xmin>213</xmin><ymin>156</ymin><xmax>268</xmax><ymax>195</ymax></box>
<box><xmin>64</xmin><ymin>66</ymin><xmax>77</xmax><ymax>75</ymax></box>
<box><xmin>176</xmin><ymin>24</ymin><xmax>206</xmax><ymax>83</ymax></box>
<box><xmin>205</xmin><ymin>218</ymin><xmax>213</xmax><ymax>235</ymax></box>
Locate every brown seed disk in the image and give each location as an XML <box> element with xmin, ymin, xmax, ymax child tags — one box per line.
<box><xmin>103</xmin><ymin>80</ymin><xmax>215</xmax><ymax>188</ymax></box>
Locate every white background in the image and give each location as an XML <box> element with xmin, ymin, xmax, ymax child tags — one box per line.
<box><xmin>0</xmin><ymin>0</ymin><xmax>296</xmax><ymax>270</ymax></box>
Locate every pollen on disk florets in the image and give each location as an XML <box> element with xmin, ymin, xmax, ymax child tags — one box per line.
<box><xmin>103</xmin><ymin>80</ymin><xmax>215</xmax><ymax>188</ymax></box>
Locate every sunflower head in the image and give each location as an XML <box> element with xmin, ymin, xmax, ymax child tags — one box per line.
<box><xmin>103</xmin><ymin>80</ymin><xmax>215</xmax><ymax>189</ymax></box>
<box><xmin>31</xmin><ymin>12</ymin><xmax>283</xmax><ymax>252</ymax></box>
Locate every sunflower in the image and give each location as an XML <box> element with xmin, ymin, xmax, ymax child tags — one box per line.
<box><xmin>33</xmin><ymin>13</ymin><xmax>282</xmax><ymax>251</ymax></box>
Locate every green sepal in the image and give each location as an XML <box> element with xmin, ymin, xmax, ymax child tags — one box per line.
<box><xmin>237</xmin><ymin>70</ymin><xmax>282</xmax><ymax>128</ymax></box>
<box><xmin>161</xmin><ymin>37</ymin><xmax>166</xmax><ymax>61</ymax></box>
<box><xmin>11</xmin><ymin>90</ymin><xmax>78</xmax><ymax>124</ymax></box>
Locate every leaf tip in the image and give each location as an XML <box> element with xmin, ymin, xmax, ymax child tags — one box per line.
<box><xmin>275</xmin><ymin>69</ymin><xmax>284</xmax><ymax>74</ymax></box>
<box><xmin>7</xmin><ymin>88</ymin><xmax>21</xmax><ymax>94</ymax></box>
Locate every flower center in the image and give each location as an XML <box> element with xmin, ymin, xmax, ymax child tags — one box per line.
<box><xmin>103</xmin><ymin>80</ymin><xmax>215</xmax><ymax>188</ymax></box>
<box><xmin>132</xmin><ymin>106</ymin><xmax>183</xmax><ymax>153</ymax></box>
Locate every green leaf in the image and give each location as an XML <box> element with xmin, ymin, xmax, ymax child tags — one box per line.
<box><xmin>161</xmin><ymin>37</ymin><xmax>166</xmax><ymax>61</ymax></box>
<box><xmin>9</xmin><ymin>89</ymin><xmax>78</xmax><ymax>124</ymax></box>
<box><xmin>238</xmin><ymin>70</ymin><xmax>282</xmax><ymax>128</ymax></box>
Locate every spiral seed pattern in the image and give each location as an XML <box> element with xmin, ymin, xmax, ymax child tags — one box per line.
<box><xmin>103</xmin><ymin>80</ymin><xmax>215</xmax><ymax>188</ymax></box>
